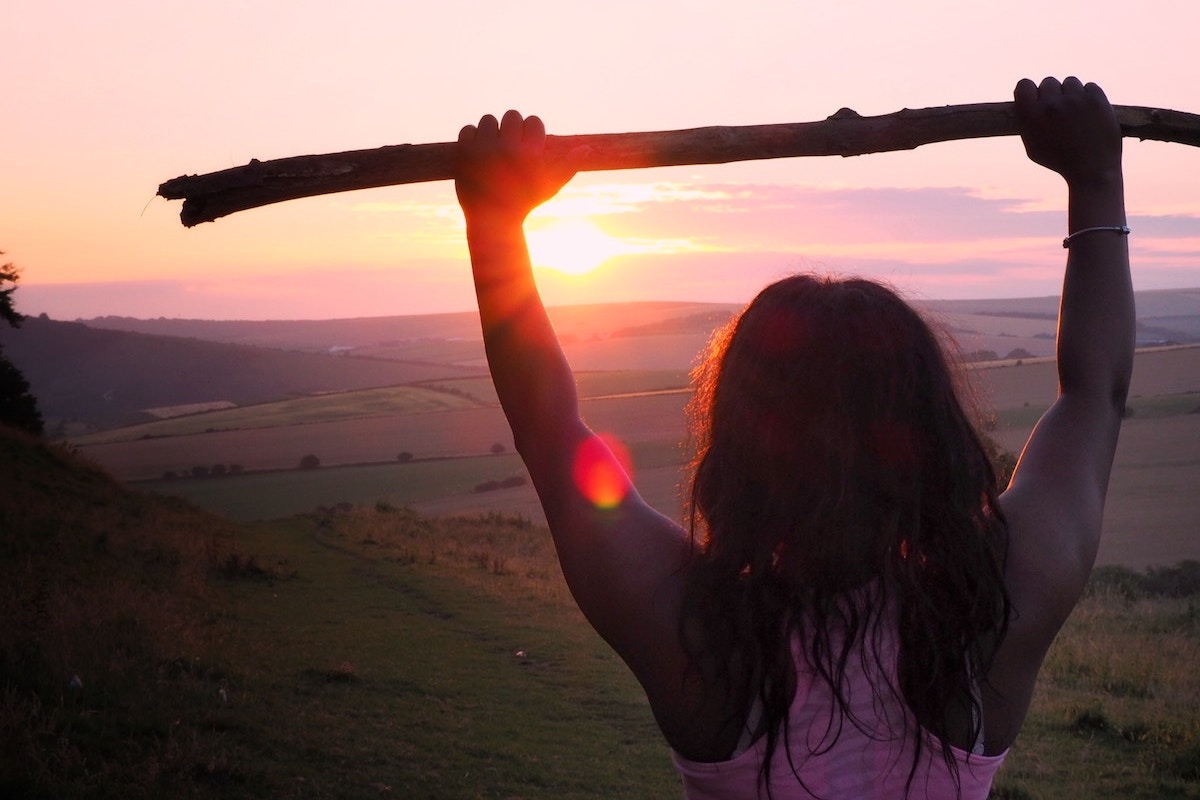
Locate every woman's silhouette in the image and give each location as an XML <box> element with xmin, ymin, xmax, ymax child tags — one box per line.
<box><xmin>453</xmin><ymin>76</ymin><xmax>1132</xmax><ymax>798</ymax></box>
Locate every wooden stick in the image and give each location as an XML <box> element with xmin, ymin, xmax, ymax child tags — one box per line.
<box><xmin>159</xmin><ymin>101</ymin><xmax>1200</xmax><ymax>227</ymax></box>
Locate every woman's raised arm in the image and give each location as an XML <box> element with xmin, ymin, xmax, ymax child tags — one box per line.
<box><xmin>455</xmin><ymin>111</ymin><xmax>692</xmax><ymax>724</ymax></box>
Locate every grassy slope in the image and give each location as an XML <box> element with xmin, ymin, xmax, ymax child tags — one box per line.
<box><xmin>0</xmin><ymin>425</ymin><xmax>251</xmax><ymax>799</ymax></box>
<box><xmin>0</xmin><ymin>426</ymin><xmax>678</xmax><ymax>798</ymax></box>
<box><xmin>4</xmin><ymin>424</ymin><xmax>1198</xmax><ymax>798</ymax></box>
<box><xmin>213</xmin><ymin>511</ymin><xmax>677</xmax><ymax>799</ymax></box>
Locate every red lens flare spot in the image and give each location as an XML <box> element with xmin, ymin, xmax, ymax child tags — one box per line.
<box><xmin>572</xmin><ymin>434</ymin><xmax>633</xmax><ymax>510</ymax></box>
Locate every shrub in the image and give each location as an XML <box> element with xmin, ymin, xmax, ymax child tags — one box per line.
<box><xmin>0</xmin><ymin>253</ymin><xmax>44</xmax><ymax>435</ymax></box>
<box><xmin>490</xmin><ymin>442</ymin><xmax>506</xmax><ymax>455</ymax></box>
<box><xmin>0</xmin><ymin>353</ymin><xmax>44</xmax><ymax>435</ymax></box>
<box><xmin>981</xmin><ymin>433</ymin><xmax>1017</xmax><ymax>489</ymax></box>
<box><xmin>1069</xmin><ymin>702</ymin><xmax>1112</xmax><ymax>734</ymax></box>
<box><xmin>298</xmin><ymin>454</ymin><xmax>320</xmax><ymax>470</ymax></box>
<box><xmin>210</xmin><ymin>551</ymin><xmax>273</xmax><ymax>581</ymax></box>
<box><xmin>397</xmin><ymin>451</ymin><xmax>413</xmax><ymax>463</ymax></box>
<box><xmin>1089</xmin><ymin>561</ymin><xmax>1200</xmax><ymax>600</ymax></box>
<box><xmin>1144</xmin><ymin>560</ymin><xmax>1200</xmax><ymax>597</ymax></box>
<box><xmin>1088</xmin><ymin>564</ymin><xmax>1146</xmax><ymax>600</ymax></box>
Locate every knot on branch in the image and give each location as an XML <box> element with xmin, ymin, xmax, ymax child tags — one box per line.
<box><xmin>828</xmin><ymin>108</ymin><xmax>863</xmax><ymax>121</ymax></box>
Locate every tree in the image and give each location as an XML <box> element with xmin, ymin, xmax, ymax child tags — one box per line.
<box><xmin>0</xmin><ymin>253</ymin><xmax>44</xmax><ymax>435</ymax></box>
<box><xmin>1</xmin><ymin>255</ymin><xmax>24</xmax><ymax>328</ymax></box>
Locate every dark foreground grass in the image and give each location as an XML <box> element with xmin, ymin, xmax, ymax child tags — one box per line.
<box><xmin>0</xmin><ymin>426</ymin><xmax>258</xmax><ymax>799</ymax></box>
<box><xmin>3</xmin><ymin>425</ymin><xmax>1199</xmax><ymax>798</ymax></box>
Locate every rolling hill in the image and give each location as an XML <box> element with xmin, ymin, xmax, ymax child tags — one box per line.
<box><xmin>5</xmin><ymin>290</ymin><xmax>1197</xmax><ymax>435</ymax></box>
<box><xmin>0</xmin><ymin>317</ymin><xmax>488</xmax><ymax>434</ymax></box>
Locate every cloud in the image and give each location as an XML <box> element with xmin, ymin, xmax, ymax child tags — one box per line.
<box><xmin>22</xmin><ymin>182</ymin><xmax>1199</xmax><ymax>320</ymax></box>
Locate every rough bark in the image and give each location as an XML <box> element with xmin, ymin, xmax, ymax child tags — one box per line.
<box><xmin>158</xmin><ymin>101</ymin><xmax>1200</xmax><ymax>227</ymax></box>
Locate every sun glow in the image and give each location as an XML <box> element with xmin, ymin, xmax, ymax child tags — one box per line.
<box><xmin>526</xmin><ymin>217</ymin><xmax>640</xmax><ymax>276</ymax></box>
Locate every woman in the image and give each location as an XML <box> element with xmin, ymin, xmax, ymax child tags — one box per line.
<box><xmin>453</xmin><ymin>76</ymin><xmax>1132</xmax><ymax>798</ymax></box>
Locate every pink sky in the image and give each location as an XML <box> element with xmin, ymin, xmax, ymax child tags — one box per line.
<box><xmin>6</xmin><ymin>0</ymin><xmax>1200</xmax><ymax>320</ymax></box>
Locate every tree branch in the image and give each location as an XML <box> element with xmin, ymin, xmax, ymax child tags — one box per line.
<box><xmin>158</xmin><ymin>101</ymin><xmax>1200</xmax><ymax>227</ymax></box>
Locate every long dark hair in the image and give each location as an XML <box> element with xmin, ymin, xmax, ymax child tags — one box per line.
<box><xmin>682</xmin><ymin>274</ymin><xmax>1010</xmax><ymax>795</ymax></box>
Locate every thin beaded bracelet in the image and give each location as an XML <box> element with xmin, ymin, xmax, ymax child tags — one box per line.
<box><xmin>1062</xmin><ymin>225</ymin><xmax>1131</xmax><ymax>248</ymax></box>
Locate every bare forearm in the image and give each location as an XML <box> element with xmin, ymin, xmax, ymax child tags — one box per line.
<box><xmin>465</xmin><ymin>217</ymin><xmax>579</xmax><ymax>447</ymax></box>
<box><xmin>1056</xmin><ymin>175</ymin><xmax>1135</xmax><ymax>406</ymax></box>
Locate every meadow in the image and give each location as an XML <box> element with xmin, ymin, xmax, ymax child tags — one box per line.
<box><xmin>77</xmin><ymin>345</ymin><xmax>1200</xmax><ymax>568</ymax></box>
<box><xmin>2</xmin><ymin>425</ymin><xmax>1198</xmax><ymax>799</ymax></box>
<box><xmin>7</xmin><ymin>296</ymin><xmax>1196</xmax><ymax>797</ymax></box>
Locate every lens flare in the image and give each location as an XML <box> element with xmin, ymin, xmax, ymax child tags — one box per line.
<box><xmin>572</xmin><ymin>433</ymin><xmax>633</xmax><ymax>510</ymax></box>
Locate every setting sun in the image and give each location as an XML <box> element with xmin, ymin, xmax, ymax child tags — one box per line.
<box><xmin>526</xmin><ymin>218</ymin><xmax>636</xmax><ymax>276</ymax></box>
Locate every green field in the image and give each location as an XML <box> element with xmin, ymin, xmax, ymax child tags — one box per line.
<box><xmin>76</xmin><ymin>348</ymin><xmax>1197</xmax><ymax>570</ymax></box>
<box><xmin>157</xmin><ymin>454</ymin><xmax>527</xmax><ymax>520</ymax></box>
<box><xmin>72</xmin><ymin>385</ymin><xmax>486</xmax><ymax>446</ymax></box>
<box><xmin>4</xmin><ymin>424</ymin><xmax>1198</xmax><ymax>798</ymax></box>
<box><xmin>425</xmin><ymin>368</ymin><xmax>691</xmax><ymax>408</ymax></box>
<box><xmin>147</xmin><ymin>438</ymin><xmax>688</xmax><ymax>523</ymax></box>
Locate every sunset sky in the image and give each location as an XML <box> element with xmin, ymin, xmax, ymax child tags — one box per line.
<box><xmin>6</xmin><ymin>0</ymin><xmax>1200</xmax><ymax>320</ymax></box>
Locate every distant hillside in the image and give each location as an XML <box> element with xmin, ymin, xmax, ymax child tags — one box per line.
<box><xmin>76</xmin><ymin>310</ymin><xmax>486</xmax><ymax>352</ymax></box>
<box><xmin>7</xmin><ymin>303</ymin><xmax>737</xmax><ymax>433</ymax></box>
<box><xmin>78</xmin><ymin>301</ymin><xmax>740</xmax><ymax>352</ymax></box>
<box><xmin>10</xmin><ymin>290</ymin><xmax>1198</xmax><ymax>435</ymax></box>
<box><xmin>924</xmin><ymin>287</ymin><xmax>1200</xmax><ymax>347</ymax></box>
<box><xmin>0</xmin><ymin>317</ymin><xmax>487</xmax><ymax>434</ymax></box>
<box><xmin>79</xmin><ymin>291</ymin><xmax>1200</xmax><ymax>354</ymax></box>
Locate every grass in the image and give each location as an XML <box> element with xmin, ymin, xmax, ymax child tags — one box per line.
<box><xmin>72</xmin><ymin>351</ymin><xmax>1198</xmax><ymax>572</ymax></box>
<box><xmin>1124</xmin><ymin>392</ymin><xmax>1200</xmax><ymax>419</ymax></box>
<box><xmin>150</xmin><ymin>453</ymin><xmax>530</xmax><ymax>521</ymax></box>
<box><xmin>6</xmin><ymin>386</ymin><xmax>1200</xmax><ymax>798</ymax></box>
<box><xmin>72</xmin><ymin>370</ymin><xmax>691</xmax><ymax>448</ymax></box>
<box><xmin>0</xmin><ymin>427</ymin><xmax>260</xmax><ymax>799</ymax></box>
<box><xmin>991</xmin><ymin>583</ymin><xmax>1200</xmax><ymax>798</ymax></box>
<box><xmin>0</xmin><ymin>427</ymin><xmax>679</xmax><ymax>798</ymax></box>
<box><xmin>137</xmin><ymin>436</ymin><xmax>685</xmax><ymax>523</ymax></box>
